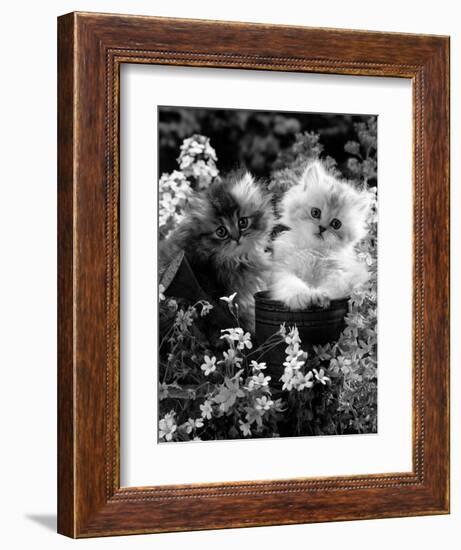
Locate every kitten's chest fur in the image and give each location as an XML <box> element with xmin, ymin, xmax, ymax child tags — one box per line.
<box><xmin>191</xmin><ymin>250</ymin><xmax>269</xmax><ymax>296</ymax></box>
<box><xmin>223</xmin><ymin>252</ymin><xmax>269</xmax><ymax>298</ymax></box>
<box><xmin>292</xmin><ymin>249</ymin><xmax>340</xmax><ymax>286</ymax></box>
<box><xmin>188</xmin><ymin>248</ymin><xmax>270</xmax><ymax>327</ymax></box>
<box><xmin>279</xmin><ymin>241</ymin><xmax>352</xmax><ymax>289</ymax></box>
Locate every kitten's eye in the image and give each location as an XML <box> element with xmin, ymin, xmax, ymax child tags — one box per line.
<box><xmin>215</xmin><ymin>226</ymin><xmax>228</xmax><ymax>239</ymax></box>
<box><xmin>311</xmin><ymin>207</ymin><xmax>321</xmax><ymax>219</ymax></box>
<box><xmin>330</xmin><ymin>218</ymin><xmax>342</xmax><ymax>230</ymax></box>
<box><xmin>238</xmin><ymin>217</ymin><xmax>249</xmax><ymax>230</ymax></box>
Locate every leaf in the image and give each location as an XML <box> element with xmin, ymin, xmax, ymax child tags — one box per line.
<box><xmin>160</xmin><ymin>250</ymin><xmax>185</xmax><ymax>290</ymax></box>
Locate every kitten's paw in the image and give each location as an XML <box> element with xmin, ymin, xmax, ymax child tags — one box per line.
<box><xmin>282</xmin><ymin>291</ymin><xmax>312</xmax><ymax>310</ymax></box>
<box><xmin>271</xmin><ymin>273</ymin><xmax>311</xmax><ymax>309</ymax></box>
<box><xmin>271</xmin><ymin>276</ymin><xmax>331</xmax><ymax>310</ymax></box>
<box><xmin>281</xmin><ymin>290</ymin><xmax>330</xmax><ymax>310</ymax></box>
<box><xmin>309</xmin><ymin>290</ymin><xmax>331</xmax><ymax>309</ymax></box>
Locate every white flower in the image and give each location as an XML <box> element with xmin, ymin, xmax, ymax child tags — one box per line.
<box><xmin>330</xmin><ymin>356</ymin><xmax>352</xmax><ymax>374</ymax></box>
<box><xmin>179</xmin><ymin>154</ymin><xmax>194</xmax><ymax>169</ymax></box>
<box><xmin>286</xmin><ymin>342</ymin><xmax>305</xmax><ymax>360</ymax></box>
<box><xmin>220</xmin><ymin>292</ymin><xmax>237</xmax><ymax>305</ymax></box>
<box><xmin>247</xmin><ymin>373</ymin><xmax>271</xmax><ymax>391</ymax></box>
<box><xmin>161</xmin><ymin>191</ymin><xmax>173</xmax><ymax>205</ymax></box>
<box><xmin>221</xmin><ymin>348</ymin><xmax>243</xmax><ymax>365</ymax></box>
<box><xmin>200</xmin><ymin>400</ymin><xmax>213</xmax><ymax>419</ymax></box>
<box><xmin>255</xmin><ymin>396</ymin><xmax>274</xmax><ymax>412</ymax></box>
<box><xmin>200</xmin><ymin>355</ymin><xmax>217</xmax><ymax>376</ymax></box>
<box><xmin>283</xmin><ymin>356</ymin><xmax>305</xmax><ymax>371</ymax></box>
<box><xmin>200</xmin><ymin>301</ymin><xmax>213</xmax><ymax>317</ymax></box>
<box><xmin>220</xmin><ymin>327</ymin><xmax>252</xmax><ymax>350</ymax></box>
<box><xmin>285</xmin><ymin>326</ymin><xmax>301</xmax><ymax>347</ymax></box>
<box><xmin>281</xmin><ymin>367</ymin><xmax>315</xmax><ymax>392</ymax></box>
<box><xmin>279</xmin><ymin>325</ymin><xmax>311</xmax><ymax>391</ymax></box>
<box><xmin>177</xmin><ymin>135</ymin><xmax>219</xmax><ymax>189</ymax></box>
<box><xmin>239</xmin><ymin>420</ymin><xmax>252</xmax><ymax>437</ymax></box>
<box><xmin>158</xmin><ymin>171</ymin><xmax>192</xmax><ymax>232</ymax></box>
<box><xmin>297</xmin><ymin>371</ymin><xmax>314</xmax><ymax>391</ymax></box>
<box><xmin>159</xmin><ymin>284</ymin><xmax>166</xmax><ymax>302</ymax></box>
<box><xmin>250</xmin><ymin>360</ymin><xmax>267</xmax><ymax>371</ymax></box>
<box><xmin>245</xmin><ymin>407</ymin><xmax>265</xmax><ymax>427</ymax></box>
<box><xmin>220</xmin><ymin>327</ymin><xmax>243</xmax><ymax>342</ymax></box>
<box><xmin>158</xmin><ymin>382</ymin><xmax>169</xmax><ymax>401</ymax></box>
<box><xmin>192</xmin><ymin>160</ymin><xmax>216</xmax><ymax>180</ymax></box>
<box><xmin>159</xmin><ymin>411</ymin><xmax>177</xmax><ymax>442</ymax></box>
<box><xmin>182</xmin><ymin>417</ymin><xmax>204</xmax><ymax>434</ymax></box>
<box><xmin>237</xmin><ymin>332</ymin><xmax>252</xmax><ymax>350</ymax></box>
<box><xmin>313</xmin><ymin>368</ymin><xmax>331</xmax><ymax>385</ymax></box>
<box><xmin>280</xmin><ymin>368</ymin><xmax>297</xmax><ymax>391</ymax></box>
<box><xmin>313</xmin><ymin>343</ymin><xmax>333</xmax><ymax>361</ymax></box>
<box><xmin>214</xmin><ymin>374</ymin><xmax>245</xmax><ymax>412</ymax></box>
<box><xmin>175</xmin><ymin>309</ymin><xmax>194</xmax><ymax>332</ymax></box>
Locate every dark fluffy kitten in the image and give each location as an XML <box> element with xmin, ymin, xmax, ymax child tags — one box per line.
<box><xmin>160</xmin><ymin>171</ymin><xmax>274</xmax><ymax>331</ymax></box>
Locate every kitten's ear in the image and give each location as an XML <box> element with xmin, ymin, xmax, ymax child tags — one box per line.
<box><xmin>185</xmin><ymin>192</ymin><xmax>208</xmax><ymax>218</ymax></box>
<box><xmin>301</xmin><ymin>160</ymin><xmax>325</xmax><ymax>190</ymax></box>
<box><xmin>232</xmin><ymin>171</ymin><xmax>265</xmax><ymax>206</ymax></box>
<box><xmin>241</xmin><ymin>171</ymin><xmax>255</xmax><ymax>187</ymax></box>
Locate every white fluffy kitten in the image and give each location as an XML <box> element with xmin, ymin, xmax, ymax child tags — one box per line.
<box><xmin>270</xmin><ymin>160</ymin><xmax>371</xmax><ymax>309</ymax></box>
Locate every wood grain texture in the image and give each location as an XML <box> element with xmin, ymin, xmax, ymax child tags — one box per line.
<box><xmin>57</xmin><ymin>13</ymin><xmax>76</xmax><ymax>538</ymax></box>
<box><xmin>57</xmin><ymin>11</ymin><xmax>450</xmax><ymax>538</ymax></box>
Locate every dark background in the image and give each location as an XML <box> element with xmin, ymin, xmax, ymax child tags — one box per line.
<box><xmin>159</xmin><ymin>106</ymin><xmax>374</xmax><ymax>178</ymax></box>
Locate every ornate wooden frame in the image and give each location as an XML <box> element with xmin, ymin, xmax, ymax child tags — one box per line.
<box><xmin>57</xmin><ymin>12</ymin><xmax>450</xmax><ymax>537</ymax></box>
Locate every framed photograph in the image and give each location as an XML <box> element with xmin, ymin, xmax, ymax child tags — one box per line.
<box><xmin>58</xmin><ymin>12</ymin><xmax>450</xmax><ymax>537</ymax></box>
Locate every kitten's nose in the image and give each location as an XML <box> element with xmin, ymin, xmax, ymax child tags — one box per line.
<box><xmin>318</xmin><ymin>225</ymin><xmax>327</xmax><ymax>234</ymax></box>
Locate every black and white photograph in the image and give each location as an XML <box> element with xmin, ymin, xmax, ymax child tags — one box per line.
<box><xmin>157</xmin><ymin>106</ymin><xmax>378</xmax><ymax>442</ymax></box>
<box><xmin>1</xmin><ymin>0</ymin><xmax>454</xmax><ymax>546</ymax></box>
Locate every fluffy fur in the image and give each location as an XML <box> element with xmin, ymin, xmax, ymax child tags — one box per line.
<box><xmin>270</xmin><ymin>160</ymin><xmax>371</xmax><ymax>309</ymax></box>
<box><xmin>161</xmin><ymin>171</ymin><xmax>274</xmax><ymax>330</ymax></box>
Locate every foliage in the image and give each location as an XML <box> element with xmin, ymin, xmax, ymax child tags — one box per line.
<box><xmin>159</xmin><ymin>108</ymin><xmax>374</xmax><ymax>179</ymax></box>
<box><xmin>158</xmin><ymin>117</ymin><xmax>378</xmax><ymax>441</ymax></box>
<box><xmin>159</xmin><ymin>135</ymin><xmax>219</xmax><ymax>239</ymax></box>
<box><xmin>344</xmin><ymin>117</ymin><xmax>378</xmax><ymax>185</ymax></box>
